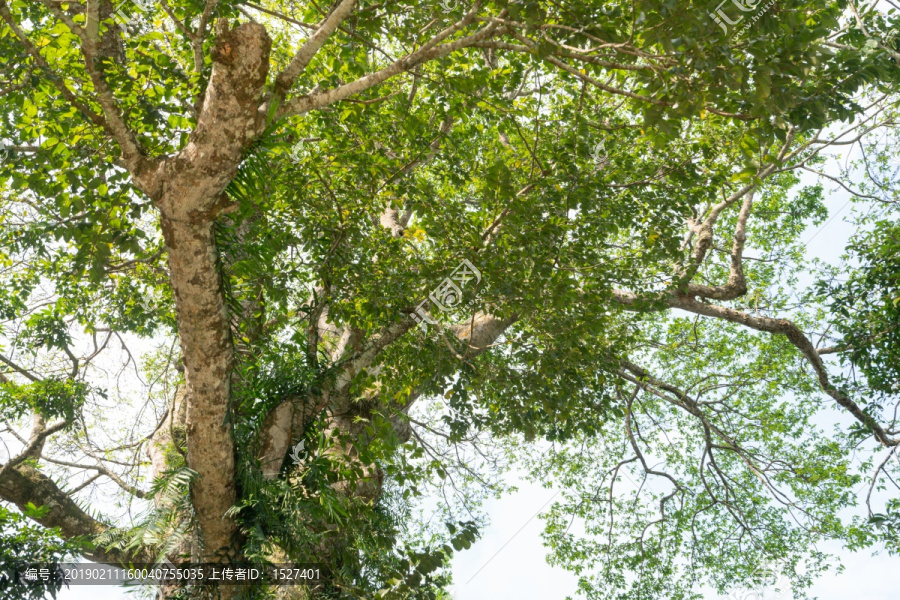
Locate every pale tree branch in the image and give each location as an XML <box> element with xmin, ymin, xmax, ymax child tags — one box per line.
<box><xmin>683</xmin><ymin>192</ymin><xmax>753</xmax><ymax>300</ymax></box>
<box><xmin>0</xmin><ymin>353</ymin><xmax>41</xmax><ymax>382</ymax></box>
<box><xmin>619</xmin><ymin>364</ymin><xmax>801</xmax><ymax>510</ymax></box>
<box><xmin>0</xmin><ymin>419</ymin><xmax>67</xmax><ymax>480</ymax></box>
<box><xmin>611</xmin><ymin>290</ymin><xmax>897</xmax><ymax>447</ymax></box>
<box><xmin>34</xmin><ymin>0</ymin><xmax>154</xmax><ymax>187</ymax></box>
<box><xmin>331</xmin><ymin>319</ymin><xmax>419</xmax><ymax>402</ymax></box>
<box><xmin>272</xmin><ymin>0</ymin><xmax>358</xmax><ymax>99</ymax></box>
<box><xmin>0</xmin><ymin>459</ymin><xmax>152</xmax><ymax>564</ymax></box>
<box><xmin>621</xmin><ymin>387</ymin><xmax>684</xmax><ymax>518</ymax></box>
<box><xmin>39</xmin><ymin>454</ymin><xmax>149</xmax><ymax>499</ymax></box>
<box><xmin>256</xmin><ymin>311</ymin><xmax>516</xmax><ymax>470</ymax></box>
<box><xmin>84</xmin><ymin>0</ymin><xmax>99</xmax><ymax>44</ymax></box>
<box><xmin>675</xmin><ymin>126</ymin><xmax>801</xmax><ymax>293</ymax></box>
<box><xmin>196</xmin><ymin>0</ymin><xmax>220</xmax><ymax>55</ymax></box>
<box><xmin>276</xmin><ymin>3</ymin><xmax>500</xmax><ymax>119</ymax></box>
<box><xmin>0</xmin><ymin>2</ymin><xmax>111</xmax><ymax>145</ymax></box>
<box><xmin>25</xmin><ymin>413</ymin><xmax>48</xmax><ymax>460</ymax></box>
<box><xmin>377</xmin><ymin>114</ymin><xmax>455</xmax><ymax>237</ymax></box>
<box><xmin>816</xmin><ymin>325</ymin><xmax>900</xmax><ymax>356</ymax></box>
<box><xmin>158</xmin><ymin>0</ymin><xmax>219</xmax><ymax>73</ymax></box>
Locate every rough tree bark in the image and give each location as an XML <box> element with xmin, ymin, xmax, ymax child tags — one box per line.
<box><xmin>152</xmin><ymin>19</ymin><xmax>271</xmax><ymax>565</ymax></box>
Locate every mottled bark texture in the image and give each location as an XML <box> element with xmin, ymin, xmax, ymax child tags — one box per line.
<box><xmin>258</xmin><ymin>400</ymin><xmax>294</xmax><ymax>479</ymax></box>
<box><xmin>154</xmin><ymin>20</ymin><xmax>271</xmax><ymax>563</ymax></box>
<box><xmin>161</xmin><ymin>202</ymin><xmax>239</xmax><ymax>562</ymax></box>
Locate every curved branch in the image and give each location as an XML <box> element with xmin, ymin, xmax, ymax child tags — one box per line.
<box><xmin>683</xmin><ymin>192</ymin><xmax>753</xmax><ymax>300</ymax></box>
<box><xmin>0</xmin><ymin>420</ymin><xmax>67</xmax><ymax>480</ymax></box>
<box><xmin>612</xmin><ymin>289</ymin><xmax>897</xmax><ymax>447</ymax></box>
<box><xmin>34</xmin><ymin>0</ymin><xmax>154</xmax><ymax>183</ymax></box>
<box><xmin>40</xmin><ymin>455</ymin><xmax>148</xmax><ymax>499</ymax></box>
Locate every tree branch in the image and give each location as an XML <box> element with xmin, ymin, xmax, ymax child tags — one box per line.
<box><xmin>272</xmin><ymin>0</ymin><xmax>358</xmax><ymax>99</ymax></box>
<box><xmin>611</xmin><ymin>289</ymin><xmax>898</xmax><ymax>447</ymax></box>
<box><xmin>0</xmin><ymin>420</ymin><xmax>67</xmax><ymax>481</ymax></box>
<box><xmin>276</xmin><ymin>3</ymin><xmax>499</xmax><ymax>119</ymax></box>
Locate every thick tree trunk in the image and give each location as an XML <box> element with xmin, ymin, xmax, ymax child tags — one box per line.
<box><xmin>149</xmin><ymin>19</ymin><xmax>271</xmax><ymax>570</ymax></box>
<box><xmin>161</xmin><ymin>216</ymin><xmax>238</xmax><ymax>561</ymax></box>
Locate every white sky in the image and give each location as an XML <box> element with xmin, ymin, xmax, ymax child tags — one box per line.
<box><xmin>449</xmin><ymin>484</ymin><xmax>897</xmax><ymax>600</ymax></box>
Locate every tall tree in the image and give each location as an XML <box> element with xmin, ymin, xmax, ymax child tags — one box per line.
<box><xmin>0</xmin><ymin>0</ymin><xmax>898</xmax><ymax>598</ymax></box>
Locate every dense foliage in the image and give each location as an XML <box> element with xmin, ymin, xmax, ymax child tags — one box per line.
<box><xmin>0</xmin><ymin>0</ymin><xmax>899</xmax><ymax>599</ymax></box>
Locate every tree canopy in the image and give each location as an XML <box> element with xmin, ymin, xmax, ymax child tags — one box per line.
<box><xmin>0</xmin><ymin>0</ymin><xmax>899</xmax><ymax>598</ymax></box>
